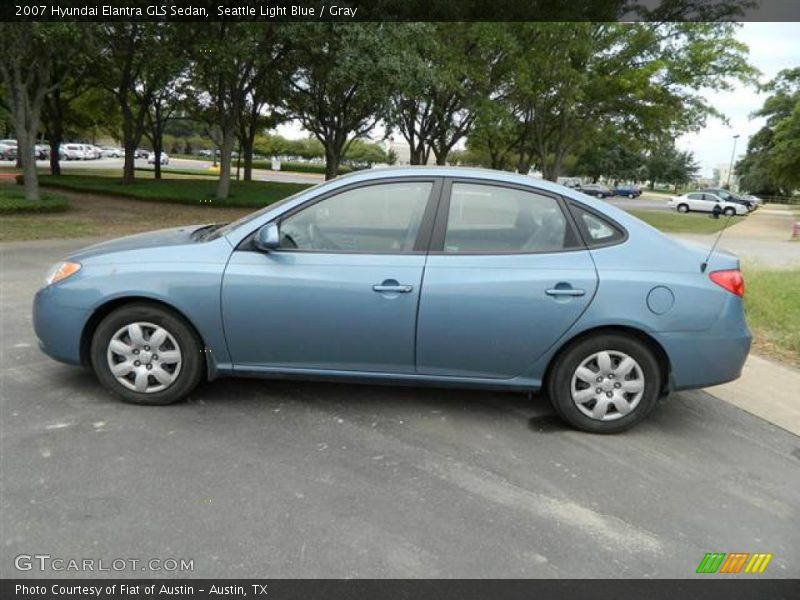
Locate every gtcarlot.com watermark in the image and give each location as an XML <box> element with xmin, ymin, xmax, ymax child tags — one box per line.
<box><xmin>14</xmin><ymin>553</ymin><xmax>194</xmax><ymax>573</ymax></box>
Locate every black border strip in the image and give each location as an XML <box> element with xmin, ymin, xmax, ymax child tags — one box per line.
<box><xmin>3</xmin><ymin>0</ymin><xmax>799</xmax><ymax>22</ymax></box>
<box><xmin>2</xmin><ymin>579</ymin><xmax>799</xmax><ymax>600</ymax></box>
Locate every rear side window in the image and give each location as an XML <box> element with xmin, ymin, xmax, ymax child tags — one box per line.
<box><xmin>443</xmin><ymin>183</ymin><xmax>576</xmax><ymax>254</ymax></box>
<box><xmin>687</xmin><ymin>193</ymin><xmax>703</xmax><ymax>200</ymax></box>
<box><xmin>569</xmin><ymin>204</ymin><xmax>626</xmax><ymax>247</ymax></box>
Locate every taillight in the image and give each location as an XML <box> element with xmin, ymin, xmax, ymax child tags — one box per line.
<box><xmin>709</xmin><ymin>269</ymin><xmax>744</xmax><ymax>297</ymax></box>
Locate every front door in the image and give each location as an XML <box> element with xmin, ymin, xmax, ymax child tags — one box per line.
<box><xmin>222</xmin><ymin>179</ymin><xmax>440</xmax><ymax>373</ymax></box>
<box><xmin>416</xmin><ymin>181</ymin><xmax>598</xmax><ymax>379</ymax></box>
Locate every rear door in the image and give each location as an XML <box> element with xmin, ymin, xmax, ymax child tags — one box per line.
<box><xmin>415</xmin><ymin>180</ymin><xmax>598</xmax><ymax>379</ymax></box>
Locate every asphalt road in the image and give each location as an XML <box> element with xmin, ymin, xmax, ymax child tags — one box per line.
<box><xmin>1</xmin><ymin>239</ymin><xmax>799</xmax><ymax>579</ymax></box>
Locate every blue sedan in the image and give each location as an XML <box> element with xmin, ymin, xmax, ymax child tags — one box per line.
<box><xmin>33</xmin><ymin>168</ymin><xmax>751</xmax><ymax>433</ymax></box>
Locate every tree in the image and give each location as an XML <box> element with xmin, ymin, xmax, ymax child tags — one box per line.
<box><xmin>389</xmin><ymin>23</ymin><xmax>508</xmax><ymax>166</ymax></box>
<box><xmin>736</xmin><ymin>68</ymin><xmax>800</xmax><ymax>195</ymax></box>
<box><xmin>0</xmin><ymin>23</ymin><xmax>80</xmax><ymax>199</ymax></box>
<box><xmin>282</xmin><ymin>23</ymin><xmax>412</xmax><ymax>180</ymax></box>
<box><xmin>94</xmin><ymin>23</ymin><xmax>171</xmax><ymax>184</ymax></box>
<box><xmin>471</xmin><ymin>21</ymin><xmax>754</xmax><ymax>181</ymax></box>
<box><xmin>185</xmin><ymin>22</ymin><xmax>285</xmax><ymax>197</ymax></box>
<box><xmin>644</xmin><ymin>143</ymin><xmax>699</xmax><ymax>191</ymax></box>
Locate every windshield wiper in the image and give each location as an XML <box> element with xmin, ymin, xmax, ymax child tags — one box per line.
<box><xmin>195</xmin><ymin>223</ymin><xmax>229</xmax><ymax>241</ymax></box>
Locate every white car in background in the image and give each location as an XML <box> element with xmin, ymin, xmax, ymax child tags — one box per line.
<box><xmin>101</xmin><ymin>146</ymin><xmax>123</xmax><ymax>158</ymax></box>
<box><xmin>743</xmin><ymin>194</ymin><xmax>763</xmax><ymax>206</ymax></box>
<box><xmin>147</xmin><ymin>151</ymin><xmax>169</xmax><ymax>165</ymax></box>
<box><xmin>60</xmin><ymin>143</ymin><xmax>89</xmax><ymax>160</ymax></box>
<box><xmin>668</xmin><ymin>192</ymin><xmax>748</xmax><ymax>216</ymax></box>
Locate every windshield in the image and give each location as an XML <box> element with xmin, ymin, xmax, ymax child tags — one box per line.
<box><xmin>205</xmin><ymin>183</ymin><xmax>319</xmax><ymax>241</ymax></box>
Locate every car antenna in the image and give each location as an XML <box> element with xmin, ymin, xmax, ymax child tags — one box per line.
<box><xmin>700</xmin><ymin>205</ymin><xmax>734</xmax><ymax>273</ymax></box>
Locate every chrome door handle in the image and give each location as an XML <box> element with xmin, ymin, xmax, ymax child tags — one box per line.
<box><xmin>373</xmin><ymin>284</ymin><xmax>414</xmax><ymax>293</ymax></box>
<box><xmin>545</xmin><ymin>288</ymin><xmax>585</xmax><ymax>297</ymax></box>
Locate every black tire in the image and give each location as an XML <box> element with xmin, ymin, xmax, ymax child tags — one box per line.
<box><xmin>629</xmin><ymin>193</ymin><xmax>635</xmax><ymax>199</ymax></box>
<box><xmin>546</xmin><ymin>333</ymin><xmax>661</xmax><ymax>433</ymax></box>
<box><xmin>724</xmin><ymin>207</ymin><xmax>736</xmax><ymax>217</ymax></box>
<box><xmin>677</xmin><ymin>203</ymin><xmax>689</xmax><ymax>213</ymax></box>
<box><xmin>90</xmin><ymin>302</ymin><xmax>204</xmax><ymax>405</ymax></box>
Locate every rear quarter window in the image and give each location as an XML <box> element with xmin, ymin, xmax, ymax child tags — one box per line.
<box><xmin>568</xmin><ymin>204</ymin><xmax>626</xmax><ymax>247</ymax></box>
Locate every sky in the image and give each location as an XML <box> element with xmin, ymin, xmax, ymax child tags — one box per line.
<box><xmin>275</xmin><ymin>22</ymin><xmax>800</xmax><ymax>179</ymax></box>
<box><xmin>677</xmin><ymin>22</ymin><xmax>800</xmax><ymax>179</ymax></box>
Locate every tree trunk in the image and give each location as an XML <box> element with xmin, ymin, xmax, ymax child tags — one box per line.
<box><xmin>153</xmin><ymin>141</ymin><xmax>162</xmax><ymax>180</ymax></box>
<box><xmin>324</xmin><ymin>145</ymin><xmax>340</xmax><ymax>181</ymax></box>
<box><xmin>122</xmin><ymin>138</ymin><xmax>137</xmax><ymax>183</ymax></box>
<box><xmin>242</xmin><ymin>135</ymin><xmax>254</xmax><ymax>181</ymax></box>
<box><xmin>16</xmin><ymin>126</ymin><xmax>40</xmax><ymax>201</ymax></box>
<box><xmin>215</xmin><ymin>126</ymin><xmax>236</xmax><ymax>199</ymax></box>
<box><xmin>49</xmin><ymin>138</ymin><xmax>61</xmax><ymax>176</ymax></box>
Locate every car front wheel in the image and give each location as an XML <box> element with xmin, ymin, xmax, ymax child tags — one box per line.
<box><xmin>724</xmin><ymin>207</ymin><xmax>736</xmax><ymax>217</ymax></box>
<box><xmin>90</xmin><ymin>303</ymin><xmax>204</xmax><ymax>405</ymax></box>
<box><xmin>547</xmin><ymin>333</ymin><xmax>661</xmax><ymax>433</ymax></box>
<box><xmin>677</xmin><ymin>204</ymin><xmax>689</xmax><ymax>213</ymax></box>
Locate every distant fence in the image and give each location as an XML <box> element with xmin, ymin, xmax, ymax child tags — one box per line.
<box><xmin>758</xmin><ymin>195</ymin><xmax>799</xmax><ymax>205</ymax></box>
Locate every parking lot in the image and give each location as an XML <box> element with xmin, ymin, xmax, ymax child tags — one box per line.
<box><xmin>1</xmin><ymin>238</ymin><xmax>799</xmax><ymax>578</ymax></box>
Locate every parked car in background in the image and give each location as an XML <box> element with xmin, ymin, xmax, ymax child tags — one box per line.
<box><xmin>101</xmin><ymin>146</ymin><xmax>123</xmax><ymax>158</ymax></box>
<box><xmin>34</xmin><ymin>144</ymin><xmax>49</xmax><ymax>160</ymax></box>
<box><xmin>579</xmin><ymin>183</ymin><xmax>614</xmax><ymax>198</ymax></box>
<box><xmin>668</xmin><ymin>192</ymin><xmax>748</xmax><ymax>216</ymax></box>
<box><xmin>33</xmin><ymin>167</ymin><xmax>751</xmax><ymax>434</ymax></box>
<box><xmin>147</xmin><ymin>151</ymin><xmax>169</xmax><ymax>165</ymax></box>
<box><xmin>613</xmin><ymin>184</ymin><xmax>642</xmax><ymax>198</ymax></box>
<box><xmin>742</xmin><ymin>194</ymin><xmax>763</xmax><ymax>206</ymax></box>
<box><xmin>700</xmin><ymin>188</ymin><xmax>755</xmax><ymax>211</ymax></box>
<box><xmin>0</xmin><ymin>140</ymin><xmax>18</xmax><ymax>161</ymax></box>
<box><xmin>557</xmin><ymin>177</ymin><xmax>582</xmax><ymax>189</ymax></box>
<box><xmin>134</xmin><ymin>148</ymin><xmax>150</xmax><ymax>159</ymax></box>
<box><xmin>60</xmin><ymin>143</ymin><xmax>89</xmax><ymax>160</ymax></box>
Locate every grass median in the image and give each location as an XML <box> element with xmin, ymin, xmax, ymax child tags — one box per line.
<box><xmin>0</xmin><ymin>185</ymin><xmax>69</xmax><ymax>214</ymax></box>
<box><xmin>36</xmin><ymin>174</ymin><xmax>313</xmax><ymax>208</ymax></box>
<box><xmin>743</xmin><ymin>268</ymin><xmax>800</xmax><ymax>367</ymax></box>
<box><xmin>630</xmin><ymin>210</ymin><xmax>730</xmax><ymax>234</ymax></box>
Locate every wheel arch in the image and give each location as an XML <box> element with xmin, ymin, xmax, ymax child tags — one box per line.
<box><xmin>542</xmin><ymin>325</ymin><xmax>672</xmax><ymax>397</ymax></box>
<box><xmin>80</xmin><ymin>296</ymin><xmax>212</xmax><ymax>379</ymax></box>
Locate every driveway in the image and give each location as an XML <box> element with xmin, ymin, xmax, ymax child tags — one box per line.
<box><xmin>670</xmin><ymin>204</ymin><xmax>800</xmax><ymax>269</ymax></box>
<box><xmin>1</xmin><ymin>239</ymin><xmax>799</xmax><ymax>579</ymax></box>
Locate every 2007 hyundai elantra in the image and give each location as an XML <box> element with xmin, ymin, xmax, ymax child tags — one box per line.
<box><xmin>33</xmin><ymin>167</ymin><xmax>751</xmax><ymax>432</ymax></box>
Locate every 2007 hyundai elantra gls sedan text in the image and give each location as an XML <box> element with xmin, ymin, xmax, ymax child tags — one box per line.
<box><xmin>33</xmin><ymin>168</ymin><xmax>751</xmax><ymax>432</ymax></box>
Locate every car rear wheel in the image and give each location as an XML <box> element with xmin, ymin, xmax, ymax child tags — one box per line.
<box><xmin>677</xmin><ymin>204</ymin><xmax>689</xmax><ymax>213</ymax></box>
<box><xmin>724</xmin><ymin>207</ymin><xmax>736</xmax><ymax>217</ymax></box>
<box><xmin>90</xmin><ymin>303</ymin><xmax>204</xmax><ymax>405</ymax></box>
<box><xmin>547</xmin><ymin>333</ymin><xmax>661</xmax><ymax>433</ymax></box>
<box><xmin>629</xmin><ymin>193</ymin><xmax>635</xmax><ymax>199</ymax></box>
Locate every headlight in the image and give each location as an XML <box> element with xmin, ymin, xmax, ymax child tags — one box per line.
<box><xmin>44</xmin><ymin>261</ymin><xmax>81</xmax><ymax>286</ymax></box>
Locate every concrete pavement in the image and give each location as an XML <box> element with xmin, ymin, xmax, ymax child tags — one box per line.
<box><xmin>1</xmin><ymin>238</ymin><xmax>799</xmax><ymax>579</ymax></box>
<box><xmin>671</xmin><ymin>203</ymin><xmax>800</xmax><ymax>269</ymax></box>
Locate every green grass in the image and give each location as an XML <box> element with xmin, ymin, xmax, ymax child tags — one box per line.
<box><xmin>37</xmin><ymin>174</ymin><xmax>312</xmax><ymax>208</ymax></box>
<box><xmin>0</xmin><ymin>217</ymin><xmax>97</xmax><ymax>241</ymax></box>
<box><xmin>743</xmin><ymin>268</ymin><xmax>800</xmax><ymax>365</ymax></box>
<box><xmin>0</xmin><ymin>186</ymin><xmax>69</xmax><ymax>214</ymax></box>
<box><xmin>630</xmin><ymin>210</ymin><xmax>729</xmax><ymax>234</ymax></box>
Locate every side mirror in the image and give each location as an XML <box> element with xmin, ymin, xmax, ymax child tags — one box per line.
<box><xmin>255</xmin><ymin>222</ymin><xmax>280</xmax><ymax>251</ymax></box>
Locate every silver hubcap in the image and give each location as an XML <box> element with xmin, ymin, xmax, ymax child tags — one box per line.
<box><xmin>106</xmin><ymin>322</ymin><xmax>182</xmax><ymax>393</ymax></box>
<box><xmin>570</xmin><ymin>350</ymin><xmax>644</xmax><ymax>421</ymax></box>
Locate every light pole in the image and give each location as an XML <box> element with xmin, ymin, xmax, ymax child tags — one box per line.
<box><xmin>726</xmin><ymin>134</ymin><xmax>740</xmax><ymax>189</ymax></box>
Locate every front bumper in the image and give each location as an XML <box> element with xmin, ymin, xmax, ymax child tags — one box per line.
<box><xmin>33</xmin><ymin>286</ymin><xmax>90</xmax><ymax>366</ymax></box>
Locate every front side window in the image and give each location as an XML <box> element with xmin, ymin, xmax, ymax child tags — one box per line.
<box><xmin>443</xmin><ymin>183</ymin><xmax>573</xmax><ymax>253</ymax></box>
<box><xmin>279</xmin><ymin>181</ymin><xmax>432</xmax><ymax>253</ymax></box>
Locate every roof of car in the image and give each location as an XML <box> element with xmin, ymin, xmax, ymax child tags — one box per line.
<box><xmin>336</xmin><ymin>166</ymin><xmax>573</xmax><ymax>194</ymax></box>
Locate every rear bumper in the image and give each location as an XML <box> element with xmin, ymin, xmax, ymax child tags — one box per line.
<box><xmin>33</xmin><ymin>286</ymin><xmax>89</xmax><ymax>366</ymax></box>
<box><xmin>655</xmin><ymin>296</ymin><xmax>751</xmax><ymax>391</ymax></box>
